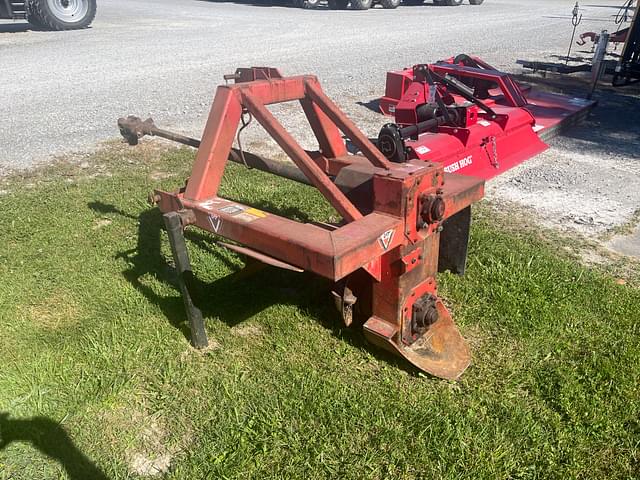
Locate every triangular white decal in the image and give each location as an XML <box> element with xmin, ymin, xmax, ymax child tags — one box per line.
<box><xmin>208</xmin><ymin>214</ymin><xmax>222</xmax><ymax>233</ymax></box>
<box><xmin>379</xmin><ymin>229</ymin><xmax>395</xmax><ymax>250</ymax></box>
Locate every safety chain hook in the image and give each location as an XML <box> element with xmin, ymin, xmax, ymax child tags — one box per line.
<box><xmin>483</xmin><ymin>136</ymin><xmax>499</xmax><ymax>169</ymax></box>
<box><xmin>236</xmin><ymin>108</ymin><xmax>253</xmax><ymax>169</ymax></box>
<box><xmin>566</xmin><ymin>2</ymin><xmax>583</xmax><ymax>65</ymax></box>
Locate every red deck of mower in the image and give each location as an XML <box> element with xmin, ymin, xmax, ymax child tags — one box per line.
<box><xmin>377</xmin><ymin>55</ymin><xmax>596</xmax><ymax>179</ymax></box>
<box><xmin>119</xmin><ymin>68</ymin><xmax>485</xmax><ymax>380</ymax></box>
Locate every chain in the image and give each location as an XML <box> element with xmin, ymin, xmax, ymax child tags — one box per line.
<box><xmin>571</xmin><ymin>2</ymin><xmax>582</xmax><ymax>27</ymax></box>
<box><xmin>483</xmin><ymin>136</ymin><xmax>499</xmax><ymax>169</ymax></box>
<box><xmin>615</xmin><ymin>0</ymin><xmax>633</xmax><ymax>25</ymax></box>
<box><xmin>236</xmin><ymin>109</ymin><xmax>253</xmax><ymax>169</ymax></box>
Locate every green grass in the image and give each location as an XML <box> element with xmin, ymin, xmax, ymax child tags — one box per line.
<box><xmin>0</xmin><ymin>145</ymin><xmax>638</xmax><ymax>479</ymax></box>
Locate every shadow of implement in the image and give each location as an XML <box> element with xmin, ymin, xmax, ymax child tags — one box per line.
<box><xmin>0</xmin><ymin>413</ymin><xmax>108</xmax><ymax>480</ymax></box>
<box><xmin>87</xmin><ymin>200</ymin><xmax>418</xmax><ymax>375</ymax></box>
<box><xmin>88</xmin><ymin>201</ymin><xmax>323</xmax><ymax>335</ymax></box>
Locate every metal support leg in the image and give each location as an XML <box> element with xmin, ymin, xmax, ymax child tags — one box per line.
<box><xmin>438</xmin><ymin>206</ymin><xmax>472</xmax><ymax>275</ymax></box>
<box><xmin>163</xmin><ymin>211</ymin><xmax>209</xmax><ymax>349</ymax></box>
<box><xmin>589</xmin><ymin>31</ymin><xmax>610</xmax><ymax>99</ymax></box>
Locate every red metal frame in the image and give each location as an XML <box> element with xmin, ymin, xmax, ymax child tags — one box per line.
<box><xmin>156</xmin><ymin>73</ymin><xmax>484</xmax><ymax>380</ymax></box>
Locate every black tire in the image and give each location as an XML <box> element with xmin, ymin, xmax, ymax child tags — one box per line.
<box><xmin>295</xmin><ymin>0</ymin><xmax>321</xmax><ymax>7</ymax></box>
<box><xmin>381</xmin><ymin>0</ymin><xmax>401</xmax><ymax>8</ymax></box>
<box><xmin>436</xmin><ymin>0</ymin><xmax>463</xmax><ymax>5</ymax></box>
<box><xmin>404</xmin><ymin>0</ymin><xmax>424</xmax><ymax>4</ymax></box>
<box><xmin>25</xmin><ymin>9</ymin><xmax>47</xmax><ymax>29</ymax></box>
<box><xmin>328</xmin><ymin>0</ymin><xmax>349</xmax><ymax>8</ymax></box>
<box><xmin>469</xmin><ymin>0</ymin><xmax>484</xmax><ymax>4</ymax></box>
<box><xmin>350</xmin><ymin>0</ymin><xmax>372</xmax><ymax>9</ymax></box>
<box><xmin>26</xmin><ymin>0</ymin><xmax>96</xmax><ymax>30</ymax></box>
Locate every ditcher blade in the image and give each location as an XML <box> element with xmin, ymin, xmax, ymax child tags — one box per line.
<box><xmin>363</xmin><ymin>301</ymin><xmax>470</xmax><ymax>381</ymax></box>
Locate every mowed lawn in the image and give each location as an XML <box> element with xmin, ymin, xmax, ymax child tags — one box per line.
<box><xmin>0</xmin><ymin>145</ymin><xmax>638</xmax><ymax>479</ymax></box>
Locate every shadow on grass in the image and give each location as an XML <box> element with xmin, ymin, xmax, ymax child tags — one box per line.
<box><xmin>0</xmin><ymin>413</ymin><xmax>108</xmax><ymax>480</ymax></box>
<box><xmin>88</xmin><ymin>200</ymin><xmax>416</xmax><ymax>375</ymax></box>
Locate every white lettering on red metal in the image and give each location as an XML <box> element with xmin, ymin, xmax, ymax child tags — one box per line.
<box><xmin>444</xmin><ymin>155</ymin><xmax>473</xmax><ymax>173</ymax></box>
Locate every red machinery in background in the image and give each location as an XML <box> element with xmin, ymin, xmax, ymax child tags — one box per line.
<box><xmin>120</xmin><ymin>69</ymin><xmax>484</xmax><ymax>380</ymax></box>
<box><xmin>377</xmin><ymin>55</ymin><xmax>596</xmax><ymax>180</ymax></box>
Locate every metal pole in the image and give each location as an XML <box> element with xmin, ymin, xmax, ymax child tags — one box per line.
<box><xmin>118</xmin><ymin>116</ymin><xmax>311</xmax><ymax>185</ymax></box>
<box><xmin>163</xmin><ymin>212</ymin><xmax>209</xmax><ymax>349</ymax></box>
<box><xmin>566</xmin><ymin>2</ymin><xmax>583</xmax><ymax>65</ymax></box>
<box><xmin>589</xmin><ymin>31</ymin><xmax>610</xmax><ymax>99</ymax></box>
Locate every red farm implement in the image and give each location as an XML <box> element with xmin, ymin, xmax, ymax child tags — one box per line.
<box><xmin>119</xmin><ymin>68</ymin><xmax>484</xmax><ymax>380</ymax></box>
<box><xmin>377</xmin><ymin>55</ymin><xmax>596</xmax><ymax>179</ymax></box>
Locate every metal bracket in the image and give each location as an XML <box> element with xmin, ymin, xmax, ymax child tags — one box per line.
<box><xmin>163</xmin><ymin>211</ymin><xmax>208</xmax><ymax>349</ymax></box>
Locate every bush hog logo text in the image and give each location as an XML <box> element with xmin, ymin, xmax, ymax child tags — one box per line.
<box><xmin>444</xmin><ymin>155</ymin><xmax>473</xmax><ymax>173</ymax></box>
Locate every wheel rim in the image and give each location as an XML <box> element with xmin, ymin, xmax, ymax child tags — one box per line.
<box><xmin>46</xmin><ymin>0</ymin><xmax>89</xmax><ymax>22</ymax></box>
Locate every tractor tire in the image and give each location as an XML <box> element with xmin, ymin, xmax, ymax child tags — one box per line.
<box><xmin>381</xmin><ymin>0</ymin><xmax>401</xmax><ymax>8</ymax></box>
<box><xmin>25</xmin><ymin>9</ymin><xmax>48</xmax><ymax>29</ymax></box>
<box><xmin>350</xmin><ymin>0</ymin><xmax>373</xmax><ymax>9</ymax></box>
<box><xmin>404</xmin><ymin>0</ymin><xmax>425</xmax><ymax>4</ymax></box>
<box><xmin>469</xmin><ymin>0</ymin><xmax>484</xmax><ymax>3</ymax></box>
<box><xmin>328</xmin><ymin>0</ymin><xmax>349</xmax><ymax>8</ymax></box>
<box><xmin>26</xmin><ymin>0</ymin><xmax>96</xmax><ymax>30</ymax></box>
<box><xmin>294</xmin><ymin>0</ymin><xmax>321</xmax><ymax>7</ymax></box>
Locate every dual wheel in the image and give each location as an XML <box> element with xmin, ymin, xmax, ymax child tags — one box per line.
<box><xmin>26</xmin><ymin>0</ymin><xmax>97</xmax><ymax>30</ymax></box>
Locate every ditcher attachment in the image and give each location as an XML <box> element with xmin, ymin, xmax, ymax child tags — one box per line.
<box><xmin>377</xmin><ymin>55</ymin><xmax>596</xmax><ymax>180</ymax></box>
<box><xmin>364</xmin><ymin>300</ymin><xmax>470</xmax><ymax>380</ymax></box>
<box><xmin>121</xmin><ymin>69</ymin><xmax>483</xmax><ymax>380</ymax></box>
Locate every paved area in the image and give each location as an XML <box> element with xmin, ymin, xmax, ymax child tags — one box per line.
<box><xmin>1</xmin><ymin>0</ymin><xmax>638</xmax><ymax>255</ymax></box>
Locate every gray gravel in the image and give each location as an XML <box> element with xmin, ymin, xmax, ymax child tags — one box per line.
<box><xmin>1</xmin><ymin>0</ymin><xmax>638</xmax><ymax>253</ymax></box>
